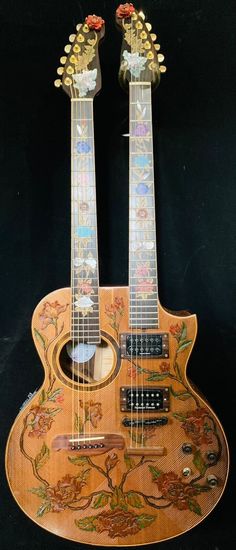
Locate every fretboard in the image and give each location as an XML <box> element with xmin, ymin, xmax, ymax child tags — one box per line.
<box><xmin>71</xmin><ymin>99</ymin><xmax>100</xmax><ymax>344</ymax></box>
<box><xmin>129</xmin><ymin>83</ymin><xmax>159</xmax><ymax>328</ymax></box>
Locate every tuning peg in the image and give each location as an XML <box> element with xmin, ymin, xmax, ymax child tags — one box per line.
<box><xmin>69</xmin><ymin>34</ymin><xmax>76</xmax><ymax>43</ymax></box>
<box><xmin>151</xmin><ymin>33</ymin><xmax>157</xmax><ymax>42</ymax></box>
<box><xmin>60</xmin><ymin>56</ymin><xmax>67</xmax><ymax>64</ymax></box>
<box><xmin>76</xmin><ymin>23</ymin><xmax>82</xmax><ymax>31</ymax></box>
<box><xmin>139</xmin><ymin>11</ymin><xmax>145</xmax><ymax>20</ymax></box>
<box><xmin>160</xmin><ymin>65</ymin><xmax>167</xmax><ymax>73</ymax></box>
<box><xmin>57</xmin><ymin>67</ymin><xmax>64</xmax><ymax>75</ymax></box>
<box><xmin>146</xmin><ymin>23</ymin><xmax>152</xmax><ymax>31</ymax></box>
<box><xmin>158</xmin><ymin>53</ymin><xmax>165</xmax><ymax>63</ymax></box>
<box><xmin>64</xmin><ymin>44</ymin><xmax>71</xmax><ymax>53</ymax></box>
<box><xmin>54</xmin><ymin>79</ymin><xmax>62</xmax><ymax>88</ymax></box>
<box><xmin>154</xmin><ymin>44</ymin><xmax>161</xmax><ymax>51</ymax></box>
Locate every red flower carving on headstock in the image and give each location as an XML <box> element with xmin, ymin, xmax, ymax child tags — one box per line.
<box><xmin>116</xmin><ymin>3</ymin><xmax>135</xmax><ymax>19</ymax></box>
<box><xmin>85</xmin><ymin>15</ymin><xmax>105</xmax><ymax>31</ymax></box>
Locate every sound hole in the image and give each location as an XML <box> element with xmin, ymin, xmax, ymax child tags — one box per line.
<box><xmin>59</xmin><ymin>339</ymin><xmax>114</xmax><ymax>384</ymax></box>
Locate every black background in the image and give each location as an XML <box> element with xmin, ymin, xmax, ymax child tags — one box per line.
<box><xmin>0</xmin><ymin>0</ymin><xmax>236</xmax><ymax>548</ymax></box>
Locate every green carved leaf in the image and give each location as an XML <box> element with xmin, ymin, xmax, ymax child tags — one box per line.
<box><xmin>188</xmin><ymin>499</ymin><xmax>202</xmax><ymax>516</ymax></box>
<box><xmin>124</xmin><ymin>454</ymin><xmax>135</xmax><ymax>471</ymax></box>
<box><xmin>149</xmin><ymin>466</ymin><xmax>163</xmax><ymax>480</ymax></box>
<box><xmin>177</xmin><ymin>340</ymin><xmax>192</xmax><ymax>354</ymax></box>
<box><xmin>35</xmin><ymin>443</ymin><xmax>50</xmax><ymax>470</ymax></box>
<box><xmin>34</xmin><ymin>328</ymin><xmax>47</xmax><ymax>350</ymax></box>
<box><xmin>180</xmin><ymin>322</ymin><xmax>187</xmax><ymax>340</ymax></box>
<box><xmin>136</xmin><ymin>514</ymin><xmax>156</xmax><ymax>529</ymax></box>
<box><xmin>75</xmin><ymin>516</ymin><xmax>97</xmax><ymax>532</ymax></box>
<box><xmin>146</xmin><ymin>372</ymin><xmax>169</xmax><ymax>381</ymax></box>
<box><xmin>48</xmin><ymin>389</ymin><xmax>62</xmax><ymax>402</ymax></box>
<box><xmin>173</xmin><ymin>412</ymin><xmax>188</xmax><ymax>422</ymax></box>
<box><xmin>110</xmin><ymin>486</ymin><xmax>128</xmax><ymax>511</ymax></box>
<box><xmin>39</xmin><ymin>389</ymin><xmax>46</xmax><ymax>405</ymax></box>
<box><xmin>126</xmin><ymin>492</ymin><xmax>143</xmax><ymax>509</ymax></box>
<box><xmin>170</xmin><ymin>387</ymin><xmax>192</xmax><ymax>400</ymax></box>
<box><xmin>47</xmin><ymin>407</ymin><xmax>61</xmax><ymax>416</ymax></box>
<box><xmin>92</xmin><ymin>492</ymin><xmax>110</xmax><ymax>509</ymax></box>
<box><xmin>74</xmin><ymin>413</ymin><xmax>84</xmax><ymax>434</ymax></box>
<box><xmin>68</xmin><ymin>456</ymin><xmax>89</xmax><ymax>466</ymax></box>
<box><xmin>28</xmin><ymin>486</ymin><xmax>47</xmax><ymax>499</ymax></box>
<box><xmin>191</xmin><ymin>483</ymin><xmax>211</xmax><ymax>494</ymax></box>
<box><xmin>36</xmin><ymin>501</ymin><xmax>51</xmax><ymax>517</ymax></box>
<box><xmin>193</xmin><ymin>450</ymin><xmax>208</xmax><ymax>476</ymax></box>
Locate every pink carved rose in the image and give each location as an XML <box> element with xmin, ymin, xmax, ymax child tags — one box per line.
<box><xmin>85</xmin><ymin>15</ymin><xmax>105</xmax><ymax>31</ymax></box>
<box><xmin>39</xmin><ymin>301</ymin><xmax>68</xmax><ymax>330</ymax></box>
<box><xmin>116</xmin><ymin>3</ymin><xmax>135</xmax><ymax>19</ymax></box>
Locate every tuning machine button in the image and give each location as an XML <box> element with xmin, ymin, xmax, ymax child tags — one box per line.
<box><xmin>54</xmin><ymin>79</ymin><xmax>62</xmax><ymax>88</ymax></box>
<box><xmin>151</xmin><ymin>33</ymin><xmax>157</xmax><ymax>42</ymax></box>
<box><xmin>182</xmin><ymin>467</ymin><xmax>192</xmax><ymax>477</ymax></box>
<box><xmin>64</xmin><ymin>44</ymin><xmax>71</xmax><ymax>53</ymax></box>
<box><xmin>182</xmin><ymin>442</ymin><xmax>193</xmax><ymax>454</ymax></box>
<box><xmin>207</xmin><ymin>474</ymin><xmax>219</xmax><ymax>487</ymax></box>
<box><xmin>69</xmin><ymin>34</ymin><xmax>76</xmax><ymax>43</ymax></box>
<box><xmin>155</xmin><ymin>44</ymin><xmax>161</xmax><ymax>51</ymax></box>
<box><xmin>60</xmin><ymin>56</ymin><xmax>67</xmax><ymax>65</ymax></box>
<box><xmin>158</xmin><ymin>53</ymin><xmax>165</xmax><ymax>63</ymax></box>
<box><xmin>146</xmin><ymin>23</ymin><xmax>152</xmax><ymax>31</ymax></box>
<box><xmin>57</xmin><ymin>67</ymin><xmax>64</xmax><ymax>75</ymax></box>
<box><xmin>160</xmin><ymin>65</ymin><xmax>167</xmax><ymax>73</ymax></box>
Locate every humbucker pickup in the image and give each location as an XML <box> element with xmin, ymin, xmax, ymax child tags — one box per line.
<box><xmin>120</xmin><ymin>387</ymin><xmax>170</xmax><ymax>412</ymax></box>
<box><xmin>120</xmin><ymin>333</ymin><xmax>169</xmax><ymax>359</ymax></box>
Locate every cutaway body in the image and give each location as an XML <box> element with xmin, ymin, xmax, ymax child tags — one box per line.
<box><xmin>6</xmin><ymin>287</ymin><xmax>229</xmax><ymax>546</ymax></box>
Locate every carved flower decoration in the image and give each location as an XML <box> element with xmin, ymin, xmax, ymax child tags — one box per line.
<box><xmin>159</xmin><ymin>361</ymin><xmax>170</xmax><ymax>373</ymax></box>
<box><xmin>169</xmin><ymin>323</ymin><xmax>183</xmax><ymax>340</ymax></box>
<box><xmin>116</xmin><ymin>3</ymin><xmax>135</xmax><ymax>19</ymax></box>
<box><xmin>28</xmin><ymin>406</ymin><xmax>54</xmax><ymax>438</ymax></box>
<box><xmin>93</xmin><ymin>509</ymin><xmax>142</xmax><ymax>537</ymax></box>
<box><xmin>181</xmin><ymin>408</ymin><xmax>213</xmax><ymax>446</ymax></box>
<box><xmin>85</xmin><ymin>15</ymin><xmax>105</xmax><ymax>31</ymax></box>
<box><xmin>105</xmin><ymin>453</ymin><xmax>119</xmax><ymax>471</ymax></box>
<box><xmin>79</xmin><ymin>280</ymin><xmax>94</xmax><ymax>295</ymax></box>
<box><xmin>123</xmin><ymin>50</ymin><xmax>147</xmax><ymax>77</ymax></box>
<box><xmin>73</xmin><ymin>69</ymin><xmax>97</xmax><ymax>98</ymax></box>
<box><xmin>154</xmin><ymin>472</ymin><xmax>199</xmax><ymax>511</ymax></box>
<box><xmin>79</xmin><ymin>400</ymin><xmax>103</xmax><ymax>428</ymax></box>
<box><xmin>46</xmin><ymin>474</ymin><xmax>85</xmax><ymax>512</ymax></box>
<box><xmin>39</xmin><ymin>301</ymin><xmax>68</xmax><ymax>330</ymax></box>
<box><xmin>135</xmin><ymin>263</ymin><xmax>150</xmax><ymax>277</ymax></box>
<box><xmin>136</xmin><ymin>279</ymin><xmax>155</xmax><ymax>296</ymax></box>
<box><xmin>128</xmin><ymin>364</ymin><xmax>138</xmax><ymax>378</ymax></box>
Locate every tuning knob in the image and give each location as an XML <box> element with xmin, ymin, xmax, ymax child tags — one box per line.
<box><xmin>54</xmin><ymin>79</ymin><xmax>62</xmax><ymax>88</ymax></box>
<box><xmin>146</xmin><ymin>23</ymin><xmax>152</xmax><ymax>31</ymax></box>
<box><xmin>64</xmin><ymin>44</ymin><xmax>71</xmax><ymax>53</ymax></box>
<box><xmin>160</xmin><ymin>65</ymin><xmax>167</xmax><ymax>73</ymax></box>
<box><xmin>60</xmin><ymin>56</ymin><xmax>67</xmax><ymax>65</ymax></box>
<box><xmin>139</xmin><ymin>11</ymin><xmax>145</xmax><ymax>20</ymax></box>
<box><xmin>151</xmin><ymin>33</ymin><xmax>157</xmax><ymax>42</ymax></box>
<box><xmin>57</xmin><ymin>67</ymin><xmax>64</xmax><ymax>75</ymax></box>
<box><xmin>206</xmin><ymin>451</ymin><xmax>218</xmax><ymax>464</ymax></box>
<box><xmin>158</xmin><ymin>53</ymin><xmax>165</xmax><ymax>63</ymax></box>
<box><xmin>182</xmin><ymin>467</ymin><xmax>192</xmax><ymax>477</ymax></box>
<box><xmin>207</xmin><ymin>474</ymin><xmax>219</xmax><ymax>487</ymax></box>
<box><xmin>69</xmin><ymin>34</ymin><xmax>76</xmax><ymax>43</ymax></box>
<box><xmin>76</xmin><ymin>23</ymin><xmax>82</xmax><ymax>31</ymax></box>
<box><xmin>154</xmin><ymin>44</ymin><xmax>161</xmax><ymax>51</ymax></box>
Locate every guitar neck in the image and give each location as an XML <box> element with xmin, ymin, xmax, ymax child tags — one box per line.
<box><xmin>129</xmin><ymin>83</ymin><xmax>159</xmax><ymax>328</ymax></box>
<box><xmin>71</xmin><ymin>99</ymin><xmax>100</xmax><ymax>344</ymax></box>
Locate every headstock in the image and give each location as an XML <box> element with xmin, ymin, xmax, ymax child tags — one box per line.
<box><xmin>116</xmin><ymin>4</ymin><xmax>166</xmax><ymax>90</ymax></box>
<box><xmin>54</xmin><ymin>15</ymin><xmax>105</xmax><ymax>99</ymax></box>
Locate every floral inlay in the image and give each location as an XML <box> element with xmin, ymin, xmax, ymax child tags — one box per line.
<box><xmin>78</xmin><ymin>279</ymin><xmax>94</xmax><ymax>296</ymax></box>
<box><xmin>134</xmin><ymin>123</ymin><xmax>149</xmax><ymax>137</ymax></box>
<box><xmin>76</xmin><ymin>226</ymin><xmax>94</xmax><ymax>239</ymax></box>
<box><xmin>123</xmin><ymin>50</ymin><xmax>147</xmax><ymax>78</ymax></box>
<box><xmin>173</xmin><ymin>408</ymin><xmax>218</xmax><ymax>447</ymax></box>
<box><xmin>74</xmin><ymin>295</ymin><xmax>94</xmax><ymax>316</ymax></box>
<box><xmin>74</xmin><ymin>254</ymin><xmax>97</xmax><ymax>277</ymax></box>
<box><xmin>85</xmin><ymin>15</ymin><xmax>105</xmax><ymax>31</ymax></box>
<box><xmin>137</xmin><ymin>208</ymin><xmax>148</xmax><ymax>219</ymax></box>
<box><xmin>80</xmin><ymin>202</ymin><xmax>89</xmax><ymax>212</ymax></box>
<box><xmin>136</xmin><ymin>279</ymin><xmax>155</xmax><ymax>298</ymax></box>
<box><xmin>39</xmin><ymin>301</ymin><xmax>68</xmax><ymax>333</ymax></box>
<box><xmin>75</xmin><ymin>400</ymin><xmax>103</xmax><ymax>434</ymax></box>
<box><xmin>76</xmin><ymin>141</ymin><xmax>91</xmax><ymax>154</ymax></box>
<box><xmin>136</xmin><ymin>182</ymin><xmax>149</xmax><ymax>195</ymax></box>
<box><xmin>135</xmin><ymin>263</ymin><xmax>150</xmax><ymax>277</ymax></box>
<box><xmin>116</xmin><ymin>3</ymin><xmax>135</xmax><ymax>19</ymax></box>
<box><xmin>105</xmin><ymin>297</ymin><xmax>125</xmax><ymax>339</ymax></box>
<box><xmin>73</xmin><ymin>69</ymin><xmax>97</xmax><ymax>98</ymax></box>
<box><xmin>133</xmin><ymin>155</ymin><xmax>150</xmax><ymax>169</ymax></box>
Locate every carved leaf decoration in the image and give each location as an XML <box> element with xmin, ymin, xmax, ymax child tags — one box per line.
<box><xmin>110</xmin><ymin>486</ymin><xmax>128</xmax><ymax>511</ymax></box>
<box><xmin>74</xmin><ymin>412</ymin><xmax>84</xmax><ymax>434</ymax></box>
<box><xmin>48</xmin><ymin>388</ymin><xmax>62</xmax><ymax>402</ymax></box>
<box><xmin>173</xmin><ymin>412</ymin><xmax>188</xmax><ymax>422</ymax></box>
<box><xmin>34</xmin><ymin>328</ymin><xmax>48</xmax><ymax>350</ymax></box>
<box><xmin>177</xmin><ymin>340</ymin><xmax>192</xmax><ymax>354</ymax></box>
<box><xmin>146</xmin><ymin>372</ymin><xmax>169</xmax><ymax>381</ymax></box>
<box><xmin>180</xmin><ymin>322</ymin><xmax>187</xmax><ymax>341</ymax></box>
<box><xmin>68</xmin><ymin>456</ymin><xmax>89</xmax><ymax>466</ymax></box>
<box><xmin>75</xmin><ymin>44</ymin><xmax>96</xmax><ymax>72</ymax></box>
<box><xmin>39</xmin><ymin>389</ymin><xmax>47</xmax><ymax>405</ymax></box>
<box><xmin>124</xmin><ymin>454</ymin><xmax>135</xmax><ymax>471</ymax></box>
<box><xmin>149</xmin><ymin>466</ymin><xmax>163</xmax><ymax>480</ymax></box>
<box><xmin>124</xmin><ymin>28</ymin><xmax>145</xmax><ymax>54</ymax></box>
<box><xmin>35</xmin><ymin>443</ymin><xmax>50</xmax><ymax>470</ymax></box>
<box><xmin>136</xmin><ymin>514</ymin><xmax>156</xmax><ymax>529</ymax></box>
<box><xmin>170</xmin><ymin>387</ymin><xmax>192</xmax><ymax>401</ymax></box>
<box><xmin>75</xmin><ymin>516</ymin><xmax>97</xmax><ymax>532</ymax></box>
<box><xmin>193</xmin><ymin>450</ymin><xmax>208</xmax><ymax>476</ymax></box>
<box><xmin>188</xmin><ymin>498</ymin><xmax>202</xmax><ymax>516</ymax></box>
<box><xmin>29</xmin><ymin>486</ymin><xmax>47</xmax><ymax>498</ymax></box>
<box><xmin>92</xmin><ymin>492</ymin><xmax>110</xmax><ymax>509</ymax></box>
<box><xmin>36</xmin><ymin>502</ymin><xmax>51</xmax><ymax>517</ymax></box>
<box><xmin>126</xmin><ymin>492</ymin><xmax>143</xmax><ymax>509</ymax></box>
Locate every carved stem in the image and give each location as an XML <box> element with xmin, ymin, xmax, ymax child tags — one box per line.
<box><xmin>20</xmin><ymin>415</ymin><xmax>49</xmax><ymax>487</ymax></box>
<box><xmin>86</xmin><ymin>457</ymin><xmax>114</xmax><ymax>490</ymax></box>
<box><xmin>67</xmin><ymin>490</ymin><xmax>112</xmax><ymax>511</ymax></box>
<box><xmin>119</xmin><ymin>457</ymin><xmax>155</xmax><ymax>491</ymax></box>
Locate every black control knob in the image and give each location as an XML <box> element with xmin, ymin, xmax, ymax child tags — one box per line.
<box><xmin>182</xmin><ymin>443</ymin><xmax>193</xmax><ymax>454</ymax></box>
<box><xmin>207</xmin><ymin>474</ymin><xmax>219</xmax><ymax>487</ymax></box>
<box><xmin>206</xmin><ymin>451</ymin><xmax>218</xmax><ymax>464</ymax></box>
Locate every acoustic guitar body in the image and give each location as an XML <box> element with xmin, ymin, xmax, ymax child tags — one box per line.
<box><xmin>6</xmin><ymin>286</ymin><xmax>229</xmax><ymax>546</ymax></box>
